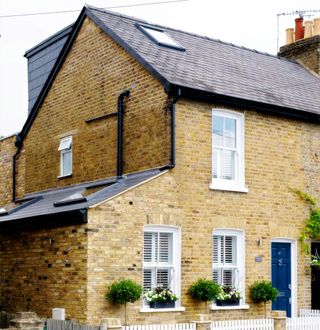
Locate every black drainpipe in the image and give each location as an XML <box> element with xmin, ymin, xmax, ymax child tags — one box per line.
<box><xmin>117</xmin><ymin>90</ymin><xmax>130</xmax><ymax>177</ymax></box>
<box><xmin>162</xmin><ymin>88</ymin><xmax>181</xmax><ymax>169</ymax></box>
<box><xmin>12</xmin><ymin>134</ymin><xmax>23</xmax><ymax>202</ymax></box>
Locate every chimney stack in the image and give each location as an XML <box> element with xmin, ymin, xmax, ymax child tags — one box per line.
<box><xmin>279</xmin><ymin>16</ymin><xmax>320</xmax><ymax>75</ymax></box>
<box><xmin>295</xmin><ymin>17</ymin><xmax>304</xmax><ymax>40</ymax></box>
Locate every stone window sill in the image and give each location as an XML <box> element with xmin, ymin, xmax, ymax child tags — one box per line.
<box><xmin>210</xmin><ymin>304</ymin><xmax>250</xmax><ymax>311</ymax></box>
<box><xmin>209</xmin><ymin>182</ymin><xmax>249</xmax><ymax>193</ymax></box>
<box><xmin>140</xmin><ymin>307</ymin><xmax>185</xmax><ymax>313</ymax></box>
<box><xmin>57</xmin><ymin>174</ymin><xmax>72</xmax><ymax>179</ymax></box>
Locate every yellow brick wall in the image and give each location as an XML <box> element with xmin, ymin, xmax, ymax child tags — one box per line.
<box><xmin>0</xmin><ymin>135</ymin><xmax>16</xmax><ymax>204</ymax></box>
<box><xmin>85</xmin><ymin>100</ymin><xmax>318</xmax><ymax>324</ymax></box>
<box><xmin>22</xmin><ymin>17</ymin><xmax>169</xmax><ymax>195</ymax></box>
<box><xmin>0</xmin><ymin>225</ymin><xmax>88</xmax><ymax>321</ymax></box>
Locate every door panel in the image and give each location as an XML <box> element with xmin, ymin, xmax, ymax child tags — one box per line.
<box><xmin>271</xmin><ymin>242</ymin><xmax>291</xmax><ymax>317</ymax></box>
<box><xmin>311</xmin><ymin>243</ymin><xmax>320</xmax><ymax>309</ymax></box>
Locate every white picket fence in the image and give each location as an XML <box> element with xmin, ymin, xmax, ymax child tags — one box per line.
<box><xmin>287</xmin><ymin>317</ymin><xmax>320</xmax><ymax>330</ymax></box>
<box><xmin>123</xmin><ymin>324</ymin><xmax>196</xmax><ymax>330</ymax></box>
<box><xmin>211</xmin><ymin>319</ymin><xmax>274</xmax><ymax>330</ymax></box>
<box><xmin>300</xmin><ymin>308</ymin><xmax>320</xmax><ymax>317</ymax></box>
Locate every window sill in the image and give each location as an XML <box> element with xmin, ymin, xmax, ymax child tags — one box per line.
<box><xmin>209</xmin><ymin>183</ymin><xmax>248</xmax><ymax>193</ymax></box>
<box><xmin>140</xmin><ymin>307</ymin><xmax>185</xmax><ymax>313</ymax></box>
<box><xmin>210</xmin><ymin>304</ymin><xmax>249</xmax><ymax>311</ymax></box>
<box><xmin>57</xmin><ymin>174</ymin><xmax>72</xmax><ymax>179</ymax></box>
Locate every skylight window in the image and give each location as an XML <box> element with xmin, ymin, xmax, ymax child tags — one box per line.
<box><xmin>136</xmin><ymin>24</ymin><xmax>185</xmax><ymax>51</ymax></box>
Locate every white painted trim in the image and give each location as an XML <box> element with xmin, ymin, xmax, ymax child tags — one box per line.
<box><xmin>89</xmin><ymin>170</ymin><xmax>168</xmax><ymax>208</ymax></box>
<box><xmin>209</xmin><ymin>183</ymin><xmax>248</xmax><ymax>193</ymax></box>
<box><xmin>212</xmin><ymin>228</ymin><xmax>246</xmax><ymax>306</ymax></box>
<box><xmin>271</xmin><ymin>238</ymin><xmax>297</xmax><ymax>318</ymax></box>
<box><xmin>59</xmin><ymin>136</ymin><xmax>72</xmax><ymax>177</ymax></box>
<box><xmin>211</xmin><ymin>304</ymin><xmax>250</xmax><ymax>310</ymax></box>
<box><xmin>211</xmin><ymin>109</ymin><xmax>246</xmax><ymax>191</ymax></box>
<box><xmin>140</xmin><ymin>307</ymin><xmax>185</xmax><ymax>313</ymax></box>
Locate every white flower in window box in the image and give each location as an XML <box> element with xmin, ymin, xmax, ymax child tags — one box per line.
<box><xmin>144</xmin><ymin>286</ymin><xmax>178</xmax><ymax>308</ymax></box>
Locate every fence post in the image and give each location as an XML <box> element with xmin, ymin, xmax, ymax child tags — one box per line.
<box><xmin>100</xmin><ymin>318</ymin><xmax>122</xmax><ymax>330</ymax></box>
<box><xmin>191</xmin><ymin>315</ymin><xmax>211</xmax><ymax>330</ymax></box>
<box><xmin>9</xmin><ymin>312</ymin><xmax>43</xmax><ymax>330</ymax></box>
<box><xmin>271</xmin><ymin>311</ymin><xmax>286</xmax><ymax>330</ymax></box>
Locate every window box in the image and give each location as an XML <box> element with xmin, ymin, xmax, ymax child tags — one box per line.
<box><xmin>149</xmin><ymin>301</ymin><xmax>175</xmax><ymax>309</ymax></box>
<box><xmin>216</xmin><ymin>299</ymin><xmax>240</xmax><ymax>307</ymax></box>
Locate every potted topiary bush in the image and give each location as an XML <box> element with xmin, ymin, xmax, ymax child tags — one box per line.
<box><xmin>250</xmin><ymin>280</ymin><xmax>278</xmax><ymax>317</ymax></box>
<box><xmin>106</xmin><ymin>279</ymin><xmax>142</xmax><ymax>325</ymax></box>
<box><xmin>188</xmin><ymin>278</ymin><xmax>220</xmax><ymax>313</ymax></box>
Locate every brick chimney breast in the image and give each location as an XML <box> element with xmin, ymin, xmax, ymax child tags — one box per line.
<box><xmin>279</xmin><ymin>34</ymin><xmax>320</xmax><ymax>75</ymax></box>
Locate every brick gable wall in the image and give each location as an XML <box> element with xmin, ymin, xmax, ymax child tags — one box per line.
<box><xmin>22</xmin><ymin>17</ymin><xmax>169</xmax><ymax>195</ymax></box>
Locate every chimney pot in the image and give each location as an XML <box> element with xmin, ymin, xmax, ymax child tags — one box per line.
<box><xmin>286</xmin><ymin>28</ymin><xmax>295</xmax><ymax>45</ymax></box>
<box><xmin>295</xmin><ymin>17</ymin><xmax>304</xmax><ymax>40</ymax></box>
<box><xmin>314</xmin><ymin>18</ymin><xmax>320</xmax><ymax>36</ymax></box>
<box><xmin>304</xmin><ymin>20</ymin><xmax>313</xmax><ymax>38</ymax></box>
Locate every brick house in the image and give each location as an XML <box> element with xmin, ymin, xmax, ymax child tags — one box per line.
<box><xmin>1</xmin><ymin>5</ymin><xmax>320</xmax><ymax>324</ymax></box>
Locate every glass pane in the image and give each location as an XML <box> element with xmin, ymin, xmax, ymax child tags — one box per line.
<box><xmin>224</xmin><ymin>118</ymin><xmax>236</xmax><ymax>148</ymax></box>
<box><xmin>156</xmin><ymin>268</ymin><xmax>170</xmax><ymax>288</ymax></box>
<box><xmin>142</xmin><ymin>26</ymin><xmax>181</xmax><ymax>48</ymax></box>
<box><xmin>224</xmin><ymin>236</ymin><xmax>236</xmax><ymax>265</ymax></box>
<box><xmin>222</xmin><ymin>269</ymin><xmax>235</xmax><ymax>287</ymax></box>
<box><xmin>62</xmin><ymin>151</ymin><xmax>72</xmax><ymax>175</ymax></box>
<box><xmin>222</xmin><ymin>150</ymin><xmax>235</xmax><ymax>180</ymax></box>
<box><xmin>159</xmin><ymin>233</ymin><xmax>172</xmax><ymax>263</ymax></box>
<box><xmin>143</xmin><ymin>269</ymin><xmax>152</xmax><ymax>291</ymax></box>
<box><xmin>144</xmin><ymin>232</ymin><xmax>153</xmax><ymax>262</ymax></box>
<box><xmin>213</xmin><ymin>115</ymin><xmax>223</xmax><ymax>147</ymax></box>
<box><xmin>58</xmin><ymin>136</ymin><xmax>72</xmax><ymax>151</ymax></box>
<box><xmin>212</xmin><ymin>149</ymin><xmax>220</xmax><ymax>179</ymax></box>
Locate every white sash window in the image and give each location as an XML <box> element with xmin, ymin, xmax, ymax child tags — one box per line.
<box><xmin>58</xmin><ymin>136</ymin><xmax>72</xmax><ymax>177</ymax></box>
<box><xmin>211</xmin><ymin>110</ymin><xmax>247</xmax><ymax>192</ymax></box>
<box><xmin>212</xmin><ymin>229</ymin><xmax>245</xmax><ymax>305</ymax></box>
<box><xmin>143</xmin><ymin>226</ymin><xmax>180</xmax><ymax>306</ymax></box>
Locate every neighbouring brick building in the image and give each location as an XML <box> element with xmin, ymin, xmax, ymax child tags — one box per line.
<box><xmin>1</xmin><ymin>6</ymin><xmax>320</xmax><ymax>324</ymax></box>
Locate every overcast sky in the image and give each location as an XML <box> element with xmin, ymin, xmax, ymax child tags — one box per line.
<box><xmin>0</xmin><ymin>0</ymin><xmax>319</xmax><ymax>137</ymax></box>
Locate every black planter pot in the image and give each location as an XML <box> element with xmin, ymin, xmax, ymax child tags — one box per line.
<box><xmin>216</xmin><ymin>299</ymin><xmax>240</xmax><ymax>306</ymax></box>
<box><xmin>149</xmin><ymin>301</ymin><xmax>175</xmax><ymax>309</ymax></box>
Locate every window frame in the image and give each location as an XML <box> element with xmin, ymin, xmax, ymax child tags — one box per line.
<box><xmin>142</xmin><ymin>225</ymin><xmax>181</xmax><ymax>308</ymax></box>
<box><xmin>212</xmin><ymin>228</ymin><xmax>246</xmax><ymax>308</ymax></box>
<box><xmin>210</xmin><ymin>109</ymin><xmax>247</xmax><ymax>193</ymax></box>
<box><xmin>59</xmin><ymin>136</ymin><xmax>73</xmax><ymax>177</ymax></box>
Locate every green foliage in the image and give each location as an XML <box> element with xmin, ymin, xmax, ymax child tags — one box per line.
<box><xmin>106</xmin><ymin>279</ymin><xmax>142</xmax><ymax>305</ymax></box>
<box><xmin>292</xmin><ymin>189</ymin><xmax>317</xmax><ymax>206</ymax></box>
<box><xmin>249</xmin><ymin>281</ymin><xmax>278</xmax><ymax>303</ymax></box>
<box><xmin>188</xmin><ymin>278</ymin><xmax>220</xmax><ymax>302</ymax></box>
<box><xmin>293</xmin><ymin>190</ymin><xmax>320</xmax><ymax>257</ymax></box>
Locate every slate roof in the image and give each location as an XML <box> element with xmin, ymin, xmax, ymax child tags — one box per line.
<box><xmin>86</xmin><ymin>6</ymin><xmax>320</xmax><ymax>116</ymax></box>
<box><xmin>0</xmin><ymin>168</ymin><xmax>165</xmax><ymax>229</ymax></box>
<box><xmin>20</xmin><ymin>6</ymin><xmax>320</xmax><ymax>139</ymax></box>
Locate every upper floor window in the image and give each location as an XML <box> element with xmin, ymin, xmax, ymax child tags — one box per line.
<box><xmin>58</xmin><ymin>136</ymin><xmax>72</xmax><ymax>177</ymax></box>
<box><xmin>212</xmin><ymin>229</ymin><xmax>246</xmax><ymax>307</ymax></box>
<box><xmin>211</xmin><ymin>110</ymin><xmax>247</xmax><ymax>192</ymax></box>
<box><xmin>143</xmin><ymin>225</ymin><xmax>180</xmax><ymax>307</ymax></box>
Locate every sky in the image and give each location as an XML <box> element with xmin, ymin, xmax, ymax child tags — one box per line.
<box><xmin>0</xmin><ymin>0</ymin><xmax>319</xmax><ymax>137</ymax></box>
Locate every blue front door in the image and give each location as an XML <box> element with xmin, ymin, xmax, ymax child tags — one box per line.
<box><xmin>271</xmin><ymin>242</ymin><xmax>291</xmax><ymax>317</ymax></box>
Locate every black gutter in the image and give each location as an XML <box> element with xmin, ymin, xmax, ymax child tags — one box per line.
<box><xmin>117</xmin><ymin>90</ymin><xmax>130</xmax><ymax>177</ymax></box>
<box><xmin>0</xmin><ymin>209</ymin><xmax>87</xmax><ymax>233</ymax></box>
<box><xmin>12</xmin><ymin>134</ymin><xmax>23</xmax><ymax>202</ymax></box>
<box><xmin>178</xmin><ymin>86</ymin><xmax>320</xmax><ymax>123</ymax></box>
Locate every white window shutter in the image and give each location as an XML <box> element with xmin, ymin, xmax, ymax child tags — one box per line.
<box><xmin>143</xmin><ymin>232</ymin><xmax>153</xmax><ymax>262</ymax></box>
<box><xmin>213</xmin><ymin>236</ymin><xmax>219</xmax><ymax>264</ymax></box>
<box><xmin>159</xmin><ymin>233</ymin><xmax>171</xmax><ymax>263</ymax></box>
<box><xmin>222</xmin><ymin>269</ymin><xmax>235</xmax><ymax>287</ymax></box>
<box><xmin>224</xmin><ymin>236</ymin><xmax>235</xmax><ymax>264</ymax></box>
<box><xmin>156</xmin><ymin>269</ymin><xmax>169</xmax><ymax>288</ymax></box>
<box><xmin>143</xmin><ymin>269</ymin><xmax>152</xmax><ymax>291</ymax></box>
